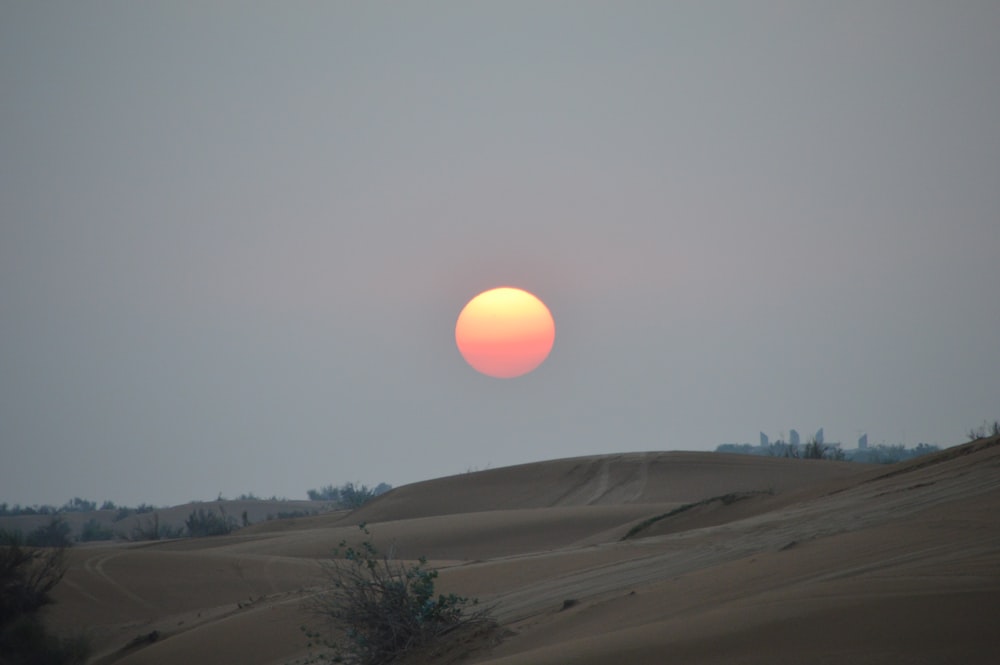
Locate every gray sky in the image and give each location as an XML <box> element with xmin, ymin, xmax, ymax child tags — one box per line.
<box><xmin>2</xmin><ymin>2</ymin><xmax>998</xmax><ymax>507</ymax></box>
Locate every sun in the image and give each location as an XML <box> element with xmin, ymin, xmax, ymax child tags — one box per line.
<box><xmin>455</xmin><ymin>287</ymin><xmax>555</xmax><ymax>379</ymax></box>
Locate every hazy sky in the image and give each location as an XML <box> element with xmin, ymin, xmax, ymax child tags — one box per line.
<box><xmin>2</xmin><ymin>2</ymin><xmax>998</xmax><ymax>507</ymax></box>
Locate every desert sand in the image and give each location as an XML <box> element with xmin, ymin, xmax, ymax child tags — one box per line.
<box><xmin>36</xmin><ymin>436</ymin><xmax>1000</xmax><ymax>664</ymax></box>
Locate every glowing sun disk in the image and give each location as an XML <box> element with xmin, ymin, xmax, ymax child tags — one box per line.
<box><xmin>455</xmin><ymin>287</ymin><xmax>555</xmax><ymax>379</ymax></box>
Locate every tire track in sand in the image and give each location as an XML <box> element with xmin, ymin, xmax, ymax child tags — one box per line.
<box><xmin>83</xmin><ymin>550</ymin><xmax>156</xmax><ymax>609</ymax></box>
<box><xmin>629</xmin><ymin>453</ymin><xmax>650</xmax><ymax>502</ymax></box>
<box><xmin>587</xmin><ymin>459</ymin><xmax>611</xmax><ymax>505</ymax></box>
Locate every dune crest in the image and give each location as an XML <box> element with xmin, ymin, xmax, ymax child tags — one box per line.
<box><xmin>41</xmin><ymin>437</ymin><xmax>1000</xmax><ymax>664</ymax></box>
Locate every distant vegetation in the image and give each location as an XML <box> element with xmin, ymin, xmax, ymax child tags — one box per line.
<box><xmin>213</xmin><ymin>492</ymin><xmax>290</xmax><ymax>502</ymax></box>
<box><xmin>0</xmin><ymin>498</ymin><xmax>158</xmax><ymax>519</ymax></box>
<box><xmin>24</xmin><ymin>518</ymin><xmax>75</xmax><ymax>548</ymax></box>
<box><xmin>1</xmin><ymin>483</ymin><xmax>392</xmax><ymax>545</ymax></box>
<box><xmin>716</xmin><ymin>440</ymin><xmax>940</xmax><ymax>464</ymax></box>
<box><xmin>843</xmin><ymin>443</ymin><xmax>941</xmax><ymax>464</ymax></box>
<box><xmin>125</xmin><ymin>506</ymin><xmax>237</xmax><ymax>541</ymax></box>
<box><xmin>0</xmin><ymin>518</ymin><xmax>76</xmax><ymax>550</ymax></box>
<box><xmin>0</xmin><ymin>521</ymin><xmax>75</xmax><ymax>550</ymax></box>
<box><xmin>112</xmin><ymin>504</ymin><xmax>157</xmax><ymax>522</ymax></box>
<box><xmin>305</xmin><ymin>482</ymin><xmax>392</xmax><ymax>508</ymax></box>
<box><xmin>128</xmin><ymin>514</ymin><xmax>184</xmax><ymax>542</ymax></box>
<box><xmin>184</xmin><ymin>507</ymin><xmax>238</xmax><ymax>538</ymax></box>
<box><xmin>267</xmin><ymin>509</ymin><xmax>317</xmax><ymax>521</ymax></box>
<box><xmin>78</xmin><ymin>518</ymin><xmax>115</xmax><ymax>542</ymax></box>
<box><xmin>2</xmin><ymin>481</ymin><xmax>391</xmax><ymax>524</ymax></box>
<box><xmin>967</xmin><ymin>420</ymin><xmax>1000</xmax><ymax>442</ymax></box>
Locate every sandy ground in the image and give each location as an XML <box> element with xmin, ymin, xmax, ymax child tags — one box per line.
<box><xmin>35</xmin><ymin>438</ymin><xmax>1000</xmax><ymax>664</ymax></box>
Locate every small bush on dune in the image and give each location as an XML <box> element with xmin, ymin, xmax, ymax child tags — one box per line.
<box><xmin>967</xmin><ymin>419</ymin><xmax>1000</xmax><ymax>441</ymax></box>
<box><xmin>309</xmin><ymin>524</ymin><xmax>495</xmax><ymax>665</ymax></box>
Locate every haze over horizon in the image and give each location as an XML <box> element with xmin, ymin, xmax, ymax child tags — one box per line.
<box><xmin>2</xmin><ymin>3</ymin><xmax>998</xmax><ymax>507</ymax></box>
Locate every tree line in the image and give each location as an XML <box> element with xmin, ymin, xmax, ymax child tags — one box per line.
<box><xmin>715</xmin><ymin>439</ymin><xmax>940</xmax><ymax>463</ymax></box>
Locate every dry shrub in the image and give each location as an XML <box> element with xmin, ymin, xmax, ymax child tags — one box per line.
<box><xmin>0</xmin><ymin>531</ymin><xmax>89</xmax><ymax>664</ymax></box>
<box><xmin>309</xmin><ymin>525</ymin><xmax>495</xmax><ymax>664</ymax></box>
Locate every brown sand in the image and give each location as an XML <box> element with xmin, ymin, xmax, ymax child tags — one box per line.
<box><xmin>36</xmin><ymin>438</ymin><xmax>1000</xmax><ymax>664</ymax></box>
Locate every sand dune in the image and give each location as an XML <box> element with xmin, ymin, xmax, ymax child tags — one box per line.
<box><xmin>348</xmin><ymin>451</ymin><xmax>863</xmax><ymax>521</ymax></box>
<box><xmin>38</xmin><ymin>437</ymin><xmax>1000</xmax><ymax>664</ymax></box>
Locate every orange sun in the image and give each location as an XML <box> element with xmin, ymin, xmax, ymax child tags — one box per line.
<box><xmin>455</xmin><ymin>287</ymin><xmax>555</xmax><ymax>379</ymax></box>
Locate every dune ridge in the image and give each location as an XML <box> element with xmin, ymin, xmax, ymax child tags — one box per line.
<box><xmin>38</xmin><ymin>437</ymin><xmax>1000</xmax><ymax>664</ymax></box>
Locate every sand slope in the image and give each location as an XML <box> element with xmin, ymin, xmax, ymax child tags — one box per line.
<box><xmin>348</xmin><ymin>452</ymin><xmax>863</xmax><ymax>521</ymax></box>
<box><xmin>39</xmin><ymin>438</ymin><xmax>1000</xmax><ymax>664</ymax></box>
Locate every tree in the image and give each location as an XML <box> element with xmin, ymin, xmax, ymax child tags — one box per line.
<box><xmin>307</xmin><ymin>484</ymin><xmax>340</xmax><ymax>502</ymax></box>
<box><xmin>60</xmin><ymin>498</ymin><xmax>97</xmax><ymax>513</ymax></box>
<box><xmin>802</xmin><ymin>438</ymin><xmax>826</xmax><ymax>459</ymax></box>
<box><xmin>339</xmin><ymin>483</ymin><xmax>378</xmax><ymax>510</ymax></box>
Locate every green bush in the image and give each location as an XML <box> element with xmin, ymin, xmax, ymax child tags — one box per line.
<box><xmin>310</xmin><ymin>525</ymin><xmax>494</xmax><ymax>664</ymax></box>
